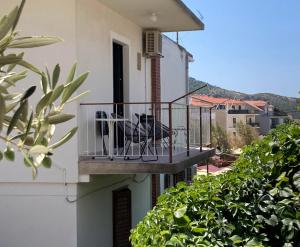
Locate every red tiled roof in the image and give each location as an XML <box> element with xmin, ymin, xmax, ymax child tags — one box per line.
<box><xmin>191</xmin><ymin>95</ymin><xmax>243</xmax><ymax>106</ymax></box>
<box><xmin>244</xmin><ymin>100</ymin><xmax>267</xmax><ymax>108</ymax></box>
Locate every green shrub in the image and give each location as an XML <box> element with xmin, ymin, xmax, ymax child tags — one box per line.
<box><xmin>130</xmin><ymin>123</ymin><xmax>300</xmax><ymax>247</ymax></box>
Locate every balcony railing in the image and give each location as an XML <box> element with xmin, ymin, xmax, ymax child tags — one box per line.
<box><xmin>78</xmin><ymin>101</ymin><xmax>211</xmax><ymax>163</ymax></box>
<box><xmin>247</xmin><ymin>122</ymin><xmax>260</xmax><ymax>127</ymax></box>
<box><xmin>228</xmin><ymin>109</ymin><xmax>250</xmax><ymax>114</ymax></box>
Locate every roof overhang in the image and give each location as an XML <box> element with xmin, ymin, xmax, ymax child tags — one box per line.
<box><xmin>98</xmin><ymin>0</ymin><xmax>204</xmax><ymax>32</ymax></box>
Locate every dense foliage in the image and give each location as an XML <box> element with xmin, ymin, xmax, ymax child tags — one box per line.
<box><xmin>131</xmin><ymin>123</ymin><xmax>300</xmax><ymax>246</ymax></box>
<box><xmin>0</xmin><ymin>1</ymin><xmax>88</xmax><ymax>177</ymax></box>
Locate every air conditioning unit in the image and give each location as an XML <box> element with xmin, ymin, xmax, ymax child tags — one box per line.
<box><xmin>143</xmin><ymin>30</ymin><xmax>162</xmax><ymax>57</ymax></box>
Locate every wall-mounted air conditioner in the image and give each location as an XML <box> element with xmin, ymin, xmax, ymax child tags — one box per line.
<box><xmin>143</xmin><ymin>30</ymin><xmax>162</xmax><ymax>57</ymax></box>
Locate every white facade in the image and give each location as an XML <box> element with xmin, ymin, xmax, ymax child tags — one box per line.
<box><xmin>0</xmin><ymin>0</ymin><xmax>201</xmax><ymax>246</ymax></box>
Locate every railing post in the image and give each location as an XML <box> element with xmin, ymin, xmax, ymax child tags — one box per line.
<box><xmin>209</xmin><ymin>108</ymin><xmax>212</xmax><ymax>147</ymax></box>
<box><xmin>168</xmin><ymin>103</ymin><xmax>173</xmax><ymax>163</ymax></box>
<box><xmin>186</xmin><ymin>105</ymin><xmax>190</xmax><ymax>156</ymax></box>
<box><xmin>199</xmin><ymin>107</ymin><xmax>203</xmax><ymax>152</ymax></box>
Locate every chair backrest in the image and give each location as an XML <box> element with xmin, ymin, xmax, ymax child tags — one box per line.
<box><xmin>112</xmin><ymin>113</ymin><xmax>147</xmax><ymax>141</ymax></box>
<box><xmin>96</xmin><ymin>111</ymin><xmax>109</xmax><ymax>136</ymax></box>
<box><xmin>138</xmin><ymin>114</ymin><xmax>169</xmax><ymax>139</ymax></box>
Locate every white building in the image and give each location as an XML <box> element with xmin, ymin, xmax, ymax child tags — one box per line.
<box><xmin>0</xmin><ymin>1</ymin><xmax>213</xmax><ymax>246</ymax></box>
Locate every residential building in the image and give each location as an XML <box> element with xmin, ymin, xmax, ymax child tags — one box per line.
<box><xmin>0</xmin><ymin>1</ymin><xmax>213</xmax><ymax>247</ymax></box>
<box><xmin>191</xmin><ymin>95</ymin><xmax>289</xmax><ymax>136</ymax></box>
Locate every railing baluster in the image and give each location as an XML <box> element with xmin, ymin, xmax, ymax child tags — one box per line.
<box><xmin>186</xmin><ymin>105</ymin><xmax>190</xmax><ymax>156</ymax></box>
<box><xmin>200</xmin><ymin>107</ymin><xmax>203</xmax><ymax>152</ymax></box>
<box><xmin>168</xmin><ymin>103</ymin><xmax>173</xmax><ymax>163</ymax></box>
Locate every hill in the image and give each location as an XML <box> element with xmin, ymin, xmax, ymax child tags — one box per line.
<box><xmin>189</xmin><ymin>77</ymin><xmax>299</xmax><ymax>119</ymax></box>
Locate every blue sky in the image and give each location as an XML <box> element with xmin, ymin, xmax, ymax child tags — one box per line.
<box><xmin>168</xmin><ymin>0</ymin><xmax>300</xmax><ymax>97</ymax></box>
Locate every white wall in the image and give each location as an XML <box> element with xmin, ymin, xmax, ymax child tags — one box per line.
<box><xmin>75</xmin><ymin>0</ymin><xmax>151</xmax><ymax>104</ymax></box>
<box><xmin>161</xmin><ymin>36</ymin><xmax>188</xmax><ymax>102</ymax></box>
<box><xmin>77</xmin><ymin>174</ymin><xmax>151</xmax><ymax>247</ymax></box>
<box><xmin>0</xmin><ymin>0</ymin><xmax>79</xmax><ymax>183</ymax></box>
<box><xmin>0</xmin><ymin>183</ymin><xmax>77</xmax><ymax>247</ymax></box>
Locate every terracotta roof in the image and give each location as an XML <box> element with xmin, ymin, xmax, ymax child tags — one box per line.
<box><xmin>244</xmin><ymin>100</ymin><xmax>267</xmax><ymax>108</ymax></box>
<box><xmin>191</xmin><ymin>95</ymin><xmax>243</xmax><ymax>106</ymax></box>
<box><xmin>191</xmin><ymin>95</ymin><xmax>267</xmax><ymax>112</ymax></box>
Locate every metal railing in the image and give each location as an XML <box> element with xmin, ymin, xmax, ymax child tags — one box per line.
<box><xmin>78</xmin><ymin>88</ymin><xmax>211</xmax><ymax>163</ymax></box>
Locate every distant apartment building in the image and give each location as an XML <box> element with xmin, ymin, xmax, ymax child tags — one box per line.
<box><xmin>191</xmin><ymin>95</ymin><xmax>290</xmax><ymax>136</ymax></box>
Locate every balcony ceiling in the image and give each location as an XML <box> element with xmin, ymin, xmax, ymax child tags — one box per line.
<box><xmin>98</xmin><ymin>0</ymin><xmax>204</xmax><ymax>32</ymax></box>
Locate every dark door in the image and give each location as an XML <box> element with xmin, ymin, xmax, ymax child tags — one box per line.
<box><xmin>113</xmin><ymin>42</ymin><xmax>124</xmax><ymax>116</ymax></box>
<box><xmin>113</xmin><ymin>42</ymin><xmax>124</xmax><ymax>147</ymax></box>
<box><xmin>113</xmin><ymin>188</ymin><xmax>131</xmax><ymax>247</ymax></box>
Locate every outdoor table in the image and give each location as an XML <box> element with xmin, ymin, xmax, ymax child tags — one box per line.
<box><xmin>95</xmin><ymin>118</ymin><xmax>127</xmax><ymax>160</ymax></box>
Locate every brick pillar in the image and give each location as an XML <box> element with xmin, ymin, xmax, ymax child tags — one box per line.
<box><xmin>151</xmin><ymin>56</ymin><xmax>161</xmax><ymax>207</ymax></box>
<box><xmin>151</xmin><ymin>57</ymin><xmax>161</xmax><ymax>118</ymax></box>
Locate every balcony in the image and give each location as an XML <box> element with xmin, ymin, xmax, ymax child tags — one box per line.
<box><xmin>228</xmin><ymin>109</ymin><xmax>250</xmax><ymax>114</ymax></box>
<box><xmin>78</xmin><ymin>101</ymin><xmax>214</xmax><ymax>175</ymax></box>
<box><xmin>247</xmin><ymin>122</ymin><xmax>260</xmax><ymax>127</ymax></box>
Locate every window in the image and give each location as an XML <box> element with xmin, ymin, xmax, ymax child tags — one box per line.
<box><xmin>238</xmin><ymin>105</ymin><xmax>242</xmax><ymax>110</ymax></box>
<box><xmin>233</xmin><ymin>118</ymin><xmax>236</xmax><ymax>128</ymax></box>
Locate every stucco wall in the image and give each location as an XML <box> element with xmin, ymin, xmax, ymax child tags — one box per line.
<box><xmin>0</xmin><ymin>0</ymin><xmax>78</xmax><ymax>183</ymax></box>
<box><xmin>77</xmin><ymin>174</ymin><xmax>151</xmax><ymax>247</ymax></box>
<box><xmin>161</xmin><ymin>36</ymin><xmax>188</xmax><ymax>102</ymax></box>
<box><xmin>75</xmin><ymin>0</ymin><xmax>151</xmax><ymax>104</ymax></box>
<box><xmin>0</xmin><ymin>183</ymin><xmax>77</xmax><ymax>247</ymax></box>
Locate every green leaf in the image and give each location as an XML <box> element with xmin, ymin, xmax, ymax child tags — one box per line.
<box><xmin>42</xmin><ymin>156</ymin><xmax>52</xmax><ymax>168</ymax></box>
<box><xmin>66</xmin><ymin>63</ymin><xmax>77</xmax><ymax>83</ymax></box>
<box><xmin>8</xmin><ymin>36</ymin><xmax>63</xmax><ymax>48</ymax></box>
<box><xmin>229</xmin><ymin>235</ymin><xmax>243</xmax><ymax>244</ymax></box>
<box><xmin>49</xmin><ymin>127</ymin><xmax>78</xmax><ymax>149</ymax></box>
<box><xmin>11</xmin><ymin>0</ymin><xmax>25</xmax><ymax>32</ymax></box>
<box><xmin>35</xmin><ymin>91</ymin><xmax>53</xmax><ymax>115</ymax></box>
<box><xmin>19</xmin><ymin>99</ymin><xmax>28</xmax><ymax>122</ymax></box>
<box><xmin>24</xmin><ymin>155</ymin><xmax>34</xmax><ymax>167</ymax></box>
<box><xmin>52</xmin><ymin>64</ymin><xmax>60</xmax><ymax>89</ymax></box>
<box><xmin>24</xmin><ymin>112</ymin><xmax>33</xmax><ymax>138</ymax></box>
<box><xmin>47</xmin><ymin>113</ymin><xmax>75</xmax><ymax>125</ymax></box>
<box><xmin>245</xmin><ymin>238</ymin><xmax>263</xmax><ymax>247</ymax></box>
<box><xmin>29</xmin><ymin>145</ymin><xmax>49</xmax><ymax>155</ymax></box>
<box><xmin>20</xmin><ymin>86</ymin><xmax>36</xmax><ymax>101</ymax></box>
<box><xmin>61</xmin><ymin>72</ymin><xmax>89</xmax><ymax>104</ymax></box>
<box><xmin>4</xmin><ymin>70</ymin><xmax>27</xmax><ymax>87</ymax></box>
<box><xmin>174</xmin><ymin>206</ymin><xmax>187</xmax><ymax>219</ymax></box>
<box><xmin>41</xmin><ymin>74</ymin><xmax>48</xmax><ymax>94</ymax></box>
<box><xmin>17</xmin><ymin>60</ymin><xmax>42</xmax><ymax>75</ymax></box>
<box><xmin>0</xmin><ymin>85</ymin><xmax>9</xmax><ymax>94</ymax></box>
<box><xmin>49</xmin><ymin>85</ymin><xmax>64</xmax><ymax>105</ymax></box>
<box><xmin>0</xmin><ymin>6</ymin><xmax>18</xmax><ymax>40</ymax></box>
<box><xmin>4</xmin><ymin>147</ymin><xmax>14</xmax><ymax>161</ymax></box>
<box><xmin>5</xmin><ymin>101</ymin><xmax>19</xmax><ymax>113</ymax></box>
<box><xmin>0</xmin><ymin>54</ymin><xmax>22</xmax><ymax>66</ymax></box>
<box><xmin>7</xmin><ymin>100</ymin><xmax>27</xmax><ymax>135</ymax></box>
<box><xmin>0</xmin><ymin>93</ymin><xmax>5</xmax><ymax>132</ymax></box>
<box><xmin>0</xmin><ymin>151</ymin><xmax>3</xmax><ymax>161</ymax></box>
<box><xmin>66</xmin><ymin>90</ymin><xmax>89</xmax><ymax>104</ymax></box>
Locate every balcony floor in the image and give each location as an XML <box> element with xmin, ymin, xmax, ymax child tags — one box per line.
<box><xmin>79</xmin><ymin>147</ymin><xmax>215</xmax><ymax>175</ymax></box>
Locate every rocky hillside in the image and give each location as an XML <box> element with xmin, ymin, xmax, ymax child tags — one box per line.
<box><xmin>189</xmin><ymin>78</ymin><xmax>299</xmax><ymax>119</ymax></box>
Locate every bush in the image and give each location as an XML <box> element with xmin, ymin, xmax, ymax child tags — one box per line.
<box><xmin>130</xmin><ymin>123</ymin><xmax>300</xmax><ymax>246</ymax></box>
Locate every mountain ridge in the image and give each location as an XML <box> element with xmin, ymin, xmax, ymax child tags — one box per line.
<box><xmin>189</xmin><ymin>77</ymin><xmax>299</xmax><ymax>119</ymax></box>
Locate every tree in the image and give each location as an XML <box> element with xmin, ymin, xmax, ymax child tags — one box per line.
<box><xmin>0</xmin><ymin>0</ymin><xmax>89</xmax><ymax>177</ymax></box>
<box><xmin>211</xmin><ymin>124</ymin><xmax>231</xmax><ymax>153</ymax></box>
<box><xmin>235</xmin><ymin>121</ymin><xmax>259</xmax><ymax>146</ymax></box>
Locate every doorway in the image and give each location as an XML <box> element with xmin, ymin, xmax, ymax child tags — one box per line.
<box><xmin>113</xmin><ymin>188</ymin><xmax>131</xmax><ymax>247</ymax></box>
<box><xmin>113</xmin><ymin>42</ymin><xmax>124</xmax><ymax>116</ymax></box>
